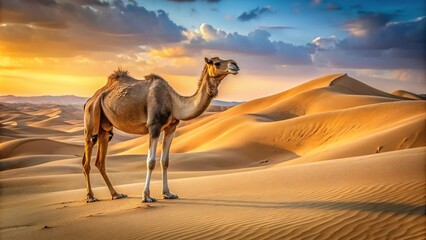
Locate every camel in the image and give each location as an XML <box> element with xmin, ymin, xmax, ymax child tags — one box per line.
<box><xmin>82</xmin><ymin>57</ymin><xmax>239</xmax><ymax>203</ymax></box>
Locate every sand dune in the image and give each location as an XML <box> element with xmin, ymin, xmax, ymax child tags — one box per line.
<box><xmin>111</xmin><ymin>74</ymin><xmax>424</xmax><ymax>165</ymax></box>
<box><xmin>0</xmin><ymin>138</ymin><xmax>82</xmax><ymax>159</ymax></box>
<box><xmin>0</xmin><ymin>148</ymin><xmax>424</xmax><ymax>239</ymax></box>
<box><xmin>0</xmin><ymin>74</ymin><xmax>425</xmax><ymax>239</ymax></box>
<box><xmin>393</xmin><ymin>90</ymin><xmax>426</xmax><ymax>100</ymax></box>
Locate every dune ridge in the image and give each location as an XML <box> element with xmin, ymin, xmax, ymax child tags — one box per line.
<box><xmin>392</xmin><ymin>90</ymin><xmax>426</xmax><ymax>100</ymax></box>
<box><xmin>0</xmin><ymin>138</ymin><xmax>82</xmax><ymax>159</ymax></box>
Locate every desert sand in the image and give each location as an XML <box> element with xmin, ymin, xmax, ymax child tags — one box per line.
<box><xmin>0</xmin><ymin>74</ymin><xmax>425</xmax><ymax>239</ymax></box>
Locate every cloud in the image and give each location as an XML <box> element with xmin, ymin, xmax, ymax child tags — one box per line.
<box><xmin>20</xmin><ymin>0</ymin><xmax>58</xmax><ymax>6</ymax></box>
<box><xmin>237</xmin><ymin>6</ymin><xmax>272</xmax><ymax>22</ymax></box>
<box><xmin>73</xmin><ymin>0</ymin><xmax>110</xmax><ymax>6</ymax></box>
<box><xmin>0</xmin><ymin>0</ymin><xmax>186</xmax><ymax>57</ymax></box>
<box><xmin>256</xmin><ymin>26</ymin><xmax>294</xmax><ymax>30</ymax></box>
<box><xmin>312</xmin><ymin>15</ymin><xmax>425</xmax><ymax>70</ymax></box>
<box><xmin>185</xmin><ymin>24</ymin><xmax>314</xmax><ymax>65</ymax></box>
<box><xmin>343</xmin><ymin>11</ymin><xmax>396</xmax><ymax>36</ymax></box>
<box><xmin>274</xmin><ymin>42</ymin><xmax>316</xmax><ymax>65</ymax></box>
<box><xmin>198</xmin><ymin>23</ymin><xmax>227</xmax><ymax>41</ymax></box>
<box><xmin>390</xmin><ymin>69</ymin><xmax>425</xmax><ymax>83</ymax></box>
<box><xmin>340</xmin><ymin>15</ymin><xmax>425</xmax><ymax>51</ymax></box>
<box><xmin>312</xmin><ymin>36</ymin><xmax>337</xmax><ymax>49</ymax></box>
<box><xmin>149</xmin><ymin>46</ymin><xmax>190</xmax><ymax>58</ymax></box>
<box><xmin>189</xmin><ymin>26</ymin><xmax>276</xmax><ymax>55</ymax></box>
<box><xmin>313</xmin><ymin>48</ymin><xmax>424</xmax><ymax>69</ymax></box>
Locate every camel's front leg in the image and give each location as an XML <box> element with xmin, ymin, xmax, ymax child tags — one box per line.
<box><xmin>142</xmin><ymin>131</ymin><xmax>159</xmax><ymax>203</ymax></box>
<box><xmin>161</xmin><ymin>121</ymin><xmax>179</xmax><ymax>199</ymax></box>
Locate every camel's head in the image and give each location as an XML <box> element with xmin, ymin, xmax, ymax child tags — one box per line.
<box><xmin>204</xmin><ymin>57</ymin><xmax>239</xmax><ymax>78</ymax></box>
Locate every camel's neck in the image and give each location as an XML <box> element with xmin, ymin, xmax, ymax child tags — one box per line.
<box><xmin>171</xmin><ymin>65</ymin><xmax>221</xmax><ymax>121</ymax></box>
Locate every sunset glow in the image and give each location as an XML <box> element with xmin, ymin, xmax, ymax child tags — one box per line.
<box><xmin>0</xmin><ymin>0</ymin><xmax>424</xmax><ymax>100</ymax></box>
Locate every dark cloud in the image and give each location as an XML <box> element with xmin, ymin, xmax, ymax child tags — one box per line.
<box><xmin>20</xmin><ymin>0</ymin><xmax>58</xmax><ymax>6</ymax></box>
<box><xmin>340</xmin><ymin>16</ymin><xmax>425</xmax><ymax>51</ymax></box>
<box><xmin>313</xmin><ymin>14</ymin><xmax>425</xmax><ymax>69</ymax></box>
<box><xmin>314</xmin><ymin>48</ymin><xmax>424</xmax><ymax>69</ymax></box>
<box><xmin>343</xmin><ymin>11</ymin><xmax>396</xmax><ymax>36</ymax></box>
<box><xmin>274</xmin><ymin>42</ymin><xmax>316</xmax><ymax>65</ymax></box>
<box><xmin>1</xmin><ymin>0</ymin><xmax>68</xmax><ymax>28</ymax></box>
<box><xmin>73</xmin><ymin>0</ymin><xmax>110</xmax><ymax>6</ymax></box>
<box><xmin>187</xmin><ymin>24</ymin><xmax>313</xmax><ymax>65</ymax></box>
<box><xmin>256</xmin><ymin>26</ymin><xmax>294</xmax><ymax>30</ymax></box>
<box><xmin>237</xmin><ymin>6</ymin><xmax>272</xmax><ymax>22</ymax></box>
<box><xmin>0</xmin><ymin>0</ymin><xmax>186</xmax><ymax>57</ymax></box>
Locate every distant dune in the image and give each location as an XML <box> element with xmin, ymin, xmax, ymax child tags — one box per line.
<box><xmin>0</xmin><ymin>95</ymin><xmax>88</xmax><ymax>105</ymax></box>
<box><xmin>0</xmin><ymin>74</ymin><xmax>424</xmax><ymax>240</ymax></box>
<box><xmin>392</xmin><ymin>90</ymin><xmax>426</xmax><ymax>100</ymax></box>
<box><xmin>0</xmin><ymin>95</ymin><xmax>240</xmax><ymax>107</ymax></box>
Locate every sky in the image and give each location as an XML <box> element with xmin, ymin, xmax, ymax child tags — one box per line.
<box><xmin>0</xmin><ymin>0</ymin><xmax>425</xmax><ymax>101</ymax></box>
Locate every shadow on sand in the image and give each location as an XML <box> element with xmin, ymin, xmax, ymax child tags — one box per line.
<box><xmin>172</xmin><ymin>198</ymin><xmax>425</xmax><ymax>216</ymax></box>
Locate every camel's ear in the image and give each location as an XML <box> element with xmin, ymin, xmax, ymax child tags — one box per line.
<box><xmin>205</xmin><ymin>57</ymin><xmax>212</xmax><ymax>65</ymax></box>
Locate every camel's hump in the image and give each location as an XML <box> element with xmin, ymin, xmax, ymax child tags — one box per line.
<box><xmin>108</xmin><ymin>70</ymin><xmax>165</xmax><ymax>83</ymax></box>
<box><xmin>144</xmin><ymin>73</ymin><xmax>165</xmax><ymax>81</ymax></box>
<box><xmin>108</xmin><ymin>69</ymin><xmax>130</xmax><ymax>82</ymax></box>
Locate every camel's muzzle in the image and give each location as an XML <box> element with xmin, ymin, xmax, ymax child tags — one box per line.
<box><xmin>227</xmin><ymin>62</ymin><xmax>240</xmax><ymax>75</ymax></box>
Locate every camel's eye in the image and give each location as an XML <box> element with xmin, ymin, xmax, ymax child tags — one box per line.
<box><xmin>214</xmin><ymin>62</ymin><xmax>220</xmax><ymax>67</ymax></box>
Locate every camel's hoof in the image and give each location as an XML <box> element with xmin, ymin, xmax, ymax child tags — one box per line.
<box><xmin>112</xmin><ymin>193</ymin><xmax>128</xmax><ymax>200</ymax></box>
<box><xmin>142</xmin><ymin>197</ymin><xmax>157</xmax><ymax>203</ymax></box>
<box><xmin>86</xmin><ymin>197</ymin><xmax>99</xmax><ymax>203</ymax></box>
<box><xmin>163</xmin><ymin>193</ymin><xmax>179</xmax><ymax>199</ymax></box>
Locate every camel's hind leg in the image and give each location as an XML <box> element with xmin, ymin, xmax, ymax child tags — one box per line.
<box><xmin>95</xmin><ymin>126</ymin><xmax>127</xmax><ymax>200</ymax></box>
<box><xmin>161</xmin><ymin>120</ymin><xmax>179</xmax><ymax>199</ymax></box>
<box><xmin>82</xmin><ymin>132</ymin><xmax>98</xmax><ymax>203</ymax></box>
